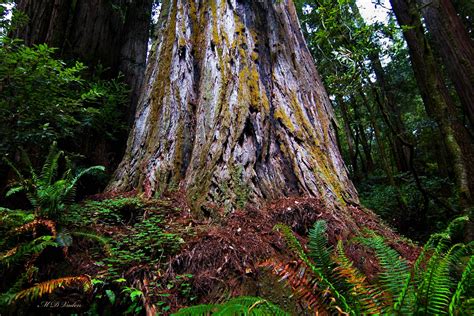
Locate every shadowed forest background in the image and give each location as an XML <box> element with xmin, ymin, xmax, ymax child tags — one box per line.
<box><xmin>0</xmin><ymin>0</ymin><xmax>473</xmax><ymax>315</ymax></box>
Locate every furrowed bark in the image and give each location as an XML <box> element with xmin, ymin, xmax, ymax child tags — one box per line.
<box><xmin>108</xmin><ymin>0</ymin><xmax>358</xmax><ymax>213</ymax></box>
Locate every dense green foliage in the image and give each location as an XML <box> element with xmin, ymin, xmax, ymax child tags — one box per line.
<box><xmin>294</xmin><ymin>0</ymin><xmax>470</xmax><ymax>239</ymax></box>
<box><xmin>0</xmin><ymin>0</ymin><xmax>473</xmax><ymax>314</ymax></box>
<box><xmin>0</xmin><ymin>144</ymin><xmax>105</xmax><ymax>312</ymax></box>
<box><xmin>0</xmin><ymin>38</ymin><xmax>129</xmax><ymax>160</ymax></box>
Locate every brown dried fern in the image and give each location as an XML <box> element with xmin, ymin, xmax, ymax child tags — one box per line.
<box><xmin>14</xmin><ymin>219</ymin><xmax>57</xmax><ymax>237</ymax></box>
<box><xmin>332</xmin><ymin>241</ymin><xmax>387</xmax><ymax>314</ymax></box>
<box><xmin>260</xmin><ymin>258</ymin><xmax>334</xmax><ymax>315</ymax></box>
<box><xmin>13</xmin><ymin>275</ymin><xmax>92</xmax><ymax>303</ymax></box>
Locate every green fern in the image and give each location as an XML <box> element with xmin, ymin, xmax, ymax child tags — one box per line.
<box><xmin>450</xmin><ymin>255</ymin><xmax>474</xmax><ymax>314</ymax></box>
<box><xmin>4</xmin><ymin>142</ymin><xmax>104</xmax><ymax>222</ymax></box>
<box><xmin>12</xmin><ymin>275</ymin><xmax>92</xmax><ymax>304</ymax></box>
<box><xmin>417</xmin><ymin>242</ymin><xmax>472</xmax><ymax>315</ymax></box>
<box><xmin>356</xmin><ymin>234</ymin><xmax>411</xmax><ymax>305</ymax></box>
<box><xmin>307</xmin><ymin>220</ymin><xmax>334</xmax><ymax>277</ymax></box>
<box><xmin>332</xmin><ymin>240</ymin><xmax>387</xmax><ymax>314</ymax></box>
<box><xmin>172</xmin><ymin>296</ymin><xmax>289</xmax><ymax>316</ymax></box>
<box><xmin>274</xmin><ymin>223</ymin><xmax>355</xmax><ymax>315</ymax></box>
<box><xmin>273</xmin><ymin>223</ymin><xmax>306</xmax><ymax>258</ymax></box>
<box><xmin>0</xmin><ymin>267</ymin><xmax>38</xmax><ymax>310</ymax></box>
<box><xmin>71</xmin><ymin>231</ymin><xmax>111</xmax><ymax>255</ymax></box>
<box><xmin>0</xmin><ymin>235</ymin><xmax>58</xmax><ymax>268</ymax></box>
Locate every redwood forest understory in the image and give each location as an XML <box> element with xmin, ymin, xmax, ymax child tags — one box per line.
<box><xmin>0</xmin><ymin>0</ymin><xmax>473</xmax><ymax>315</ymax></box>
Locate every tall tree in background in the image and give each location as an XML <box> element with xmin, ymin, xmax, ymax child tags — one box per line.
<box><xmin>419</xmin><ymin>0</ymin><xmax>474</xmax><ymax>128</ymax></box>
<box><xmin>108</xmin><ymin>0</ymin><xmax>358</xmax><ymax>213</ymax></box>
<box><xmin>390</xmin><ymin>0</ymin><xmax>474</xmax><ymax>209</ymax></box>
<box><xmin>12</xmin><ymin>0</ymin><xmax>153</xmax><ymax>118</ymax></box>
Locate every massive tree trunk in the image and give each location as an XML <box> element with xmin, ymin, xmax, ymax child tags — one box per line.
<box><xmin>419</xmin><ymin>0</ymin><xmax>474</xmax><ymax>129</ymax></box>
<box><xmin>12</xmin><ymin>0</ymin><xmax>153</xmax><ymax>118</ymax></box>
<box><xmin>108</xmin><ymin>0</ymin><xmax>358</xmax><ymax>212</ymax></box>
<box><xmin>390</xmin><ymin>0</ymin><xmax>474</xmax><ymax>208</ymax></box>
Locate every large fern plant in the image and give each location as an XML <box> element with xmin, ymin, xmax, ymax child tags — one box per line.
<box><xmin>4</xmin><ymin>142</ymin><xmax>104</xmax><ymax>222</ymax></box>
<box><xmin>1</xmin><ymin>143</ymin><xmax>105</xmax><ymax>311</ymax></box>
<box><xmin>267</xmin><ymin>217</ymin><xmax>473</xmax><ymax>315</ymax></box>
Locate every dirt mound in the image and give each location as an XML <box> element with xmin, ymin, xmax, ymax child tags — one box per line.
<box><xmin>165</xmin><ymin>197</ymin><xmax>419</xmax><ymax>304</ymax></box>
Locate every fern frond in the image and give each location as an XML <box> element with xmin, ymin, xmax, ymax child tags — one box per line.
<box><xmin>14</xmin><ymin>219</ymin><xmax>57</xmax><ymax>237</ymax></box>
<box><xmin>217</xmin><ymin>296</ymin><xmax>288</xmax><ymax>315</ymax></box>
<box><xmin>2</xmin><ymin>156</ymin><xmax>24</xmax><ymax>182</ymax></box>
<box><xmin>62</xmin><ymin>165</ymin><xmax>105</xmax><ymax>202</ymax></box>
<box><xmin>0</xmin><ymin>267</ymin><xmax>38</xmax><ymax>308</ymax></box>
<box><xmin>274</xmin><ymin>223</ymin><xmax>355</xmax><ymax>315</ymax></box>
<box><xmin>450</xmin><ymin>255</ymin><xmax>474</xmax><ymax>314</ymax></box>
<box><xmin>445</xmin><ymin>216</ymin><xmax>469</xmax><ymax>237</ymax></box>
<box><xmin>418</xmin><ymin>243</ymin><xmax>470</xmax><ymax>315</ymax></box>
<box><xmin>19</xmin><ymin>147</ymin><xmax>36</xmax><ymax>182</ymax></box>
<box><xmin>260</xmin><ymin>258</ymin><xmax>329</xmax><ymax>313</ymax></box>
<box><xmin>5</xmin><ymin>186</ymin><xmax>25</xmax><ymax>198</ymax></box>
<box><xmin>356</xmin><ymin>235</ymin><xmax>410</xmax><ymax>306</ymax></box>
<box><xmin>273</xmin><ymin>224</ymin><xmax>306</xmax><ymax>259</ymax></box>
<box><xmin>332</xmin><ymin>240</ymin><xmax>386</xmax><ymax>314</ymax></box>
<box><xmin>307</xmin><ymin>220</ymin><xmax>334</xmax><ymax>278</ymax></box>
<box><xmin>71</xmin><ymin>231</ymin><xmax>111</xmax><ymax>255</ymax></box>
<box><xmin>12</xmin><ymin>275</ymin><xmax>92</xmax><ymax>304</ymax></box>
<box><xmin>172</xmin><ymin>303</ymin><xmax>216</xmax><ymax>315</ymax></box>
<box><xmin>0</xmin><ymin>208</ymin><xmax>35</xmax><ymax>228</ymax></box>
<box><xmin>0</xmin><ymin>236</ymin><xmax>57</xmax><ymax>268</ymax></box>
<box><xmin>39</xmin><ymin>142</ymin><xmax>63</xmax><ymax>186</ymax></box>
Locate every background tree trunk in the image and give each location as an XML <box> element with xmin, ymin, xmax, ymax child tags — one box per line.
<box><xmin>108</xmin><ymin>0</ymin><xmax>358</xmax><ymax>212</ymax></box>
<box><xmin>12</xmin><ymin>0</ymin><xmax>153</xmax><ymax>119</ymax></box>
<box><xmin>390</xmin><ymin>0</ymin><xmax>473</xmax><ymax>208</ymax></box>
<box><xmin>336</xmin><ymin>95</ymin><xmax>360</xmax><ymax>181</ymax></box>
<box><xmin>419</xmin><ymin>0</ymin><xmax>474</xmax><ymax>129</ymax></box>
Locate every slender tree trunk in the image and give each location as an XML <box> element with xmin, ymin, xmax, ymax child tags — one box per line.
<box><xmin>419</xmin><ymin>0</ymin><xmax>474</xmax><ymax>129</ymax></box>
<box><xmin>390</xmin><ymin>0</ymin><xmax>473</xmax><ymax>208</ymax></box>
<box><xmin>108</xmin><ymin>0</ymin><xmax>358</xmax><ymax>213</ymax></box>
<box><xmin>359</xmin><ymin>92</ymin><xmax>393</xmax><ymax>182</ymax></box>
<box><xmin>12</xmin><ymin>0</ymin><xmax>153</xmax><ymax>119</ymax></box>
<box><xmin>336</xmin><ymin>95</ymin><xmax>359</xmax><ymax>181</ymax></box>
<box><xmin>351</xmin><ymin>96</ymin><xmax>374</xmax><ymax>174</ymax></box>
<box><xmin>370</xmin><ymin>55</ymin><xmax>411</xmax><ymax>173</ymax></box>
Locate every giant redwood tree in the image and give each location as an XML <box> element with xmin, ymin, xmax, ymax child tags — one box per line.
<box><xmin>13</xmin><ymin>0</ymin><xmax>153</xmax><ymax>116</ymax></box>
<box><xmin>109</xmin><ymin>0</ymin><xmax>358</xmax><ymax>212</ymax></box>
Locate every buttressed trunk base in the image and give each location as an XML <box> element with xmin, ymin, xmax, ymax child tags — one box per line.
<box><xmin>109</xmin><ymin>0</ymin><xmax>357</xmax><ymax>212</ymax></box>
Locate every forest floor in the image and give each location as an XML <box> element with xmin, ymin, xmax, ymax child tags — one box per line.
<box><xmin>39</xmin><ymin>192</ymin><xmax>420</xmax><ymax>315</ymax></box>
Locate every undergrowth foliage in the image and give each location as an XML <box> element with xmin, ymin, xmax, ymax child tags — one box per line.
<box><xmin>0</xmin><ymin>37</ymin><xmax>129</xmax><ymax>160</ymax></box>
<box><xmin>0</xmin><ymin>143</ymin><xmax>106</xmax><ymax>312</ymax></box>
<box><xmin>263</xmin><ymin>217</ymin><xmax>473</xmax><ymax>315</ymax></box>
<box><xmin>4</xmin><ymin>142</ymin><xmax>104</xmax><ymax>223</ymax></box>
